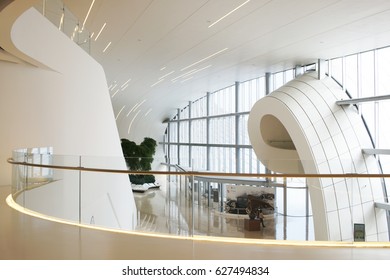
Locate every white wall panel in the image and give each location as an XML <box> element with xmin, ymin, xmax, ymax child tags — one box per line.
<box><xmin>334</xmin><ymin>180</ymin><xmax>349</xmax><ymax>209</ymax></box>
<box><xmin>0</xmin><ymin>6</ymin><xmax>137</xmax><ymax>230</ymax></box>
<box><xmin>248</xmin><ymin>72</ymin><xmax>388</xmax><ymax>241</ymax></box>
<box><xmin>357</xmin><ymin>177</ymin><xmax>371</xmax><ymax>203</ymax></box>
<box><xmin>327</xmin><ymin>211</ymin><xmax>341</xmax><ymax>240</ymax></box>
<box><xmin>332</xmin><ymin>133</ymin><xmax>349</xmax><ymax>156</ymax></box>
<box><xmin>323</xmin><ymin>186</ymin><xmax>338</xmax><ymax>212</ymax></box>
<box><xmin>328</xmin><ymin>157</ymin><xmax>344</xmax><ymax>174</ymax></box>
<box><xmin>324</xmin><ymin>114</ymin><xmax>342</xmax><ymax>136</ymax></box>
<box><xmin>370</xmin><ymin>178</ymin><xmax>385</xmax><ymax>201</ymax></box>
<box><xmin>339</xmin><ymin>208</ymin><xmax>353</xmax><ymax>241</ymax></box>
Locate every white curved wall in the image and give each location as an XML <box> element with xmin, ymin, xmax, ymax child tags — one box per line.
<box><xmin>248</xmin><ymin>72</ymin><xmax>388</xmax><ymax>241</ymax></box>
<box><xmin>0</xmin><ymin>3</ymin><xmax>137</xmax><ymax>230</ymax></box>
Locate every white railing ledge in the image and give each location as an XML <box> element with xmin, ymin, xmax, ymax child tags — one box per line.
<box><xmin>362</xmin><ymin>149</ymin><xmax>390</xmax><ymax>155</ymax></box>
<box><xmin>375</xmin><ymin>202</ymin><xmax>390</xmax><ymax>210</ymax></box>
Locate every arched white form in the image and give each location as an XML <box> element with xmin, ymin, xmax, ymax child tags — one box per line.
<box><xmin>248</xmin><ymin>72</ymin><xmax>389</xmax><ymax>241</ymax></box>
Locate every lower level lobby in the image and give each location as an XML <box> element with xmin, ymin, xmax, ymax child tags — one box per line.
<box><xmin>1</xmin><ymin>182</ymin><xmax>390</xmax><ymax>260</ymax></box>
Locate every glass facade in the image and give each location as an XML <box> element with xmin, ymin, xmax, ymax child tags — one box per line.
<box><xmin>163</xmin><ymin>68</ymin><xmax>314</xmax><ymax>239</ymax></box>
<box><xmin>163</xmin><ymin>45</ymin><xmax>390</xmax><ymax>240</ymax></box>
<box><xmin>164</xmin><ymin>69</ymin><xmax>304</xmax><ymax>173</ymax></box>
<box><xmin>166</xmin><ymin>48</ymin><xmax>390</xmax><ymax>177</ymax></box>
<box><xmin>327</xmin><ymin>47</ymin><xmax>390</xmax><ymax>195</ymax></box>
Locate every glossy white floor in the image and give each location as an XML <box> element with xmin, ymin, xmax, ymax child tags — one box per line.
<box><xmin>133</xmin><ymin>177</ymin><xmax>311</xmax><ymax>241</ymax></box>
<box><xmin>1</xmin><ymin>183</ymin><xmax>390</xmax><ymax>259</ymax></box>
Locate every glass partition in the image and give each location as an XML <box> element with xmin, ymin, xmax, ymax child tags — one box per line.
<box><xmin>8</xmin><ymin>149</ymin><xmax>390</xmax><ymax>245</ymax></box>
<box><xmin>34</xmin><ymin>0</ymin><xmax>91</xmax><ymax>53</ymax></box>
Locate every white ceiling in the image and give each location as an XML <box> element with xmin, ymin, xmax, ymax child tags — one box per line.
<box><xmin>63</xmin><ymin>0</ymin><xmax>390</xmax><ymax>140</ymax></box>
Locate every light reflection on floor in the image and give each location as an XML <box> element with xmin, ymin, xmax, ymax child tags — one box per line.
<box><xmin>133</xmin><ymin>176</ymin><xmax>315</xmax><ymax>241</ymax></box>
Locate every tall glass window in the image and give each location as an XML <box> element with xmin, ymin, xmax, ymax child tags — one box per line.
<box><xmin>345</xmin><ymin>54</ymin><xmax>358</xmax><ymax>97</ymax></box>
<box><xmin>238</xmin><ymin>115</ymin><xmax>249</xmax><ymax>145</ymax></box>
<box><xmin>330</xmin><ymin>57</ymin><xmax>343</xmax><ymax>86</ymax></box>
<box><xmin>209</xmin><ymin>86</ymin><xmax>235</xmax><ymax>116</ymax></box>
<box><xmin>169</xmin><ymin>122</ymin><xmax>178</xmax><ymax>143</ymax></box>
<box><xmin>164</xmin><ymin>67</ymin><xmax>315</xmax><ymax>173</ymax></box>
<box><xmin>191</xmin><ymin>119</ymin><xmax>207</xmax><ymax>144</ymax></box>
<box><xmin>209</xmin><ymin>117</ymin><xmax>235</xmax><ymax>145</ymax></box>
<box><xmin>163</xmin><ymin>46</ymin><xmax>390</xmax><ymax>240</ymax></box>
<box><xmin>239</xmin><ymin>77</ymin><xmax>265</xmax><ymax>112</ymax></box>
<box><xmin>273</xmin><ymin>71</ymin><xmax>284</xmax><ymax>90</ymax></box>
<box><xmin>328</xmin><ymin>47</ymin><xmax>390</xmax><ymax>199</ymax></box>
<box><xmin>179</xmin><ymin>121</ymin><xmax>189</xmax><ymax>143</ymax></box>
<box><xmin>209</xmin><ymin>147</ymin><xmax>236</xmax><ymax>173</ymax></box>
<box><xmin>192</xmin><ymin>97</ymin><xmax>207</xmax><ymax>118</ymax></box>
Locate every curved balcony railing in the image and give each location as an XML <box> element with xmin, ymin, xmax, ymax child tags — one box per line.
<box><xmin>6</xmin><ymin>148</ymin><xmax>390</xmax><ymax>247</ymax></box>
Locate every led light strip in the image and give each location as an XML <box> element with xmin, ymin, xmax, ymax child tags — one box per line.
<box><xmin>144</xmin><ymin>108</ymin><xmax>153</xmax><ymax>116</ymax></box>
<box><xmin>82</xmin><ymin>0</ymin><xmax>96</xmax><ymax>31</ymax></box>
<box><xmin>172</xmin><ymin>65</ymin><xmax>212</xmax><ymax>82</ymax></box>
<box><xmin>151</xmin><ymin>79</ymin><xmax>165</xmax><ymax>87</ymax></box>
<box><xmin>58</xmin><ymin>12</ymin><xmax>64</xmax><ymax>30</ymax></box>
<box><xmin>94</xmin><ymin>23</ymin><xmax>106</xmax><ymax>41</ymax></box>
<box><xmin>127</xmin><ymin>99</ymin><xmax>147</xmax><ymax>116</ymax></box>
<box><xmin>121</xmin><ymin>84</ymin><xmax>129</xmax><ymax>91</ymax></box>
<box><xmin>127</xmin><ymin>104</ymin><xmax>139</xmax><ymax>117</ymax></box>
<box><xmin>121</xmin><ymin>78</ymin><xmax>132</xmax><ymax>88</ymax></box>
<box><xmin>181</xmin><ymin>48</ymin><xmax>228</xmax><ymax>71</ymax></box>
<box><xmin>208</xmin><ymin>0</ymin><xmax>251</xmax><ymax>28</ymax></box>
<box><xmin>158</xmin><ymin>70</ymin><xmax>175</xmax><ymax>80</ymax></box>
<box><xmin>181</xmin><ymin>77</ymin><xmax>193</xmax><ymax>83</ymax></box>
<box><xmin>115</xmin><ymin>105</ymin><xmax>126</xmax><ymax>120</ymax></box>
<box><xmin>133</xmin><ymin>99</ymin><xmax>146</xmax><ymax>111</ymax></box>
<box><xmin>103</xmin><ymin>42</ymin><xmax>112</xmax><ymax>53</ymax></box>
<box><xmin>111</xmin><ymin>88</ymin><xmax>120</xmax><ymax>98</ymax></box>
<box><xmin>6</xmin><ymin>194</ymin><xmax>387</xmax><ymax>248</ymax></box>
<box><xmin>128</xmin><ymin>110</ymin><xmax>142</xmax><ymax>134</ymax></box>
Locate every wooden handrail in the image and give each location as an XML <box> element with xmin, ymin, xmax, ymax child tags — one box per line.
<box><xmin>7</xmin><ymin>157</ymin><xmax>390</xmax><ymax>178</ymax></box>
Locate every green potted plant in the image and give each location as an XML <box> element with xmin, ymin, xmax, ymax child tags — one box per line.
<box><xmin>121</xmin><ymin>137</ymin><xmax>159</xmax><ymax>192</ymax></box>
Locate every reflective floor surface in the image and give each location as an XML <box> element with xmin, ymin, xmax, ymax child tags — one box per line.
<box><xmin>133</xmin><ymin>176</ymin><xmax>314</xmax><ymax>241</ymax></box>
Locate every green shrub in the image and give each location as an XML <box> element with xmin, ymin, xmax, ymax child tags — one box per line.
<box><xmin>121</xmin><ymin>138</ymin><xmax>157</xmax><ymax>184</ymax></box>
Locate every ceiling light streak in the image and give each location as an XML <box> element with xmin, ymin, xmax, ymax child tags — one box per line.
<box><xmin>115</xmin><ymin>105</ymin><xmax>126</xmax><ymax>120</ymax></box>
<box><xmin>172</xmin><ymin>69</ymin><xmax>199</xmax><ymax>81</ymax></box>
<box><xmin>181</xmin><ymin>77</ymin><xmax>193</xmax><ymax>83</ymax></box>
<box><xmin>94</xmin><ymin>22</ymin><xmax>106</xmax><ymax>41</ymax></box>
<box><xmin>158</xmin><ymin>71</ymin><xmax>175</xmax><ymax>80</ymax></box>
<box><xmin>103</xmin><ymin>41</ymin><xmax>112</xmax><ymax>53</ymax></box>
<box><xmin>151</xmin><ymin>79</ymin><xmax>165</xmax><ymax>87</ymax></box>
<box><xmin>128</xmin><ymin>110</ymin><xmax>142</xmax><ymax>134</ymax></box>
<box><xmin>111</xmin><ymin>89</ymin><xmax>120</xmax><ymax>98</ymax></box>
<box><xmin>134</xmin><ymin>99</ymin><xmax>147</xmax><ymax>111</ymax></box>
<box><xmin>181</xmin><ymin>48</ymin><xmax>228</xmax><ymax>71</ymax></box>
<box><xmin>144</xmin><ymin>109</ymin><xmax>152</xmax><ymax>116</ymax></box>
<box><xmin>172</xmin><ymin>65</ymin><xmax>212</xmax><ymax>82</ymax></box>
<box><xmin>127</xmin><ymin>103</ymin><xmax>139</xmax><ymax>116</ymax></box>
<box><xmin>121</xmin><ymin>78</ymin><xmax>131</xmax><ymax>88</ymax></box>
<box><xmin>121</xmin><ymin>84</ymin><xmax>129</xmax><ymax>91</ymax></box>
<box><xmin>127</xmin><ymin>99</ymin><xmax>147</xmax><ymax>116</ymax></box>
<box><xmin>184</xmin><ymin>64</ymin><xmax>211</xmax><ymax>76</ymax></box>
<box><xmin>208</xmin><ymin>0</ymin><xmax>251</xmax><ymax>28</ymax></box>
<box><xmin>82</xmin><ymin>0</ymin><xmax>95</xmax><ymax>31</ymax></box>
<box><xmin>58</xmin><ymin>12</ymin><xmax>64</xmax><ymax>30</ymax></box>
